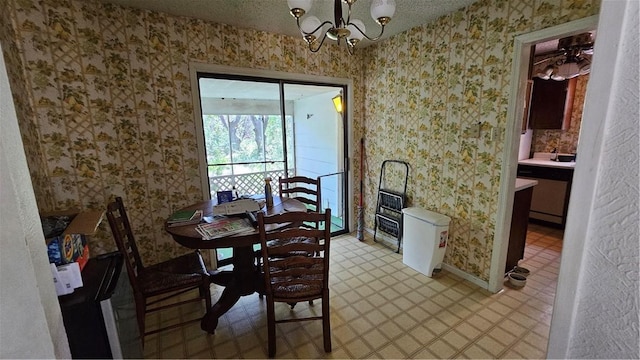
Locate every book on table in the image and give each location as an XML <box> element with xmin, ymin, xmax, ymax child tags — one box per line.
<box><xmin>195</xmin><ymin>216</ymin><xmax>255</xmax><ymax>240</ymax></box>
<box><xmin>167</xmin><ymin>209</ymin><xmax>203</xmax><ymax>227</ymax></box>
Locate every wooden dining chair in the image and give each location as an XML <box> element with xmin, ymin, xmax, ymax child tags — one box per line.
<box><xmin>278</xmin><ymin>175</ymin><xmax>321</xmax><ymax>212</ymax></box>
<box><xmin>105</xmin><ymin>197</ymin><xmax>211</xmax><ymax>344</ymax></box>
<box><xmin>257</xmin><ymin>209</ymin><xmax>332</xmax><ymax>358</ymax></box>
<box><xmin>255</xmin><ymin>176</ymin><xmax>323</xmax><ymax>271</ymax></box>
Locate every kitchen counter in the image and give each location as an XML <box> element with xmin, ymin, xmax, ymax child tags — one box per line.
<box><xmin>515</xmin><ymin>178</ymin><xmax>538</xmax><ymax>191</ymax></box>
<box><xmin>518</xmin><ymin>158</ymin><xmax>576</xmax><ymax>169</ymax></box>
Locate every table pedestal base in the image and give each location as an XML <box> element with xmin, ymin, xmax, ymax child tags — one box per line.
<box><xmin>200</xmin><ymin>246</ymin><xmax>263</xmax><ymax>334</ymax></box>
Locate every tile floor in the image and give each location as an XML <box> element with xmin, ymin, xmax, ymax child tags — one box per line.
<box><xmin>143</xmin><ymin>223</ymin><xmax>564</xmax><ymax>359</ymax></box>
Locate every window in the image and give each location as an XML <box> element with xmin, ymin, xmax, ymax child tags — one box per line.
<box><xmin>202</xmin><ymin>114</ymin><xmax>294</xmax><ymax>197</ymax></box>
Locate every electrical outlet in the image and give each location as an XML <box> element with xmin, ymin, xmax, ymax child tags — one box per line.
<box><xmin>470</xmin><ymin>123</ymin><xmax>481</xmax><ymax>138</ymax></box>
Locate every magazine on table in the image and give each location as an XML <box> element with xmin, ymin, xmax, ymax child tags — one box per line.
<box><xmin>195</xmin><ymin>216</ymin><xmax>255</xmax><ymax>240</ymax></box>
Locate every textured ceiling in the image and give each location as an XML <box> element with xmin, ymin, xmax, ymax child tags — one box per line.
<box><xmin>94</xmin><ymin>0</ymin><xmax>478</xmax><ymax>46</ymax></box>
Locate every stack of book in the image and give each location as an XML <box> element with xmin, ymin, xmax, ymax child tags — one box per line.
<box><xmin>167</xmin><ymin>209</ymin><xmax>203</xmax><ymax>227</ymax></box>
<box><xmin>195</xmin><ymin>217</ymin><xmax>254</xmax><ymax>240</ymax></box>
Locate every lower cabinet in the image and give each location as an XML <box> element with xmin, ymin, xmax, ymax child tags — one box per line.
<box><xmin>517</xmin><ymin>164</ymin><xmax>574</xmax><ymax>228</ymax></box>
<box><xmin>506</xmin><ymin>186</ymin><xmax>534</xmax><ymax>273</ymax></box>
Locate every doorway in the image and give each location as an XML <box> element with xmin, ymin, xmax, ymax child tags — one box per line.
<box><xmin>513</xmin><ymin>32</ymin><xmax>595</xmax><ymax>273</ymax></box>
<box><xmin>487</xmin><ymin>15</ymin><xmax>599</xmax><ymax>357</ymax></box>
<box><xmin>489</xmin><ymin>15</ymin><xmax>598</xmax><ymax>293</ymax></box>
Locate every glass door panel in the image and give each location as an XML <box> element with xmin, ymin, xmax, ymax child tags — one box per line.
<box><xmin>282</xmin><ymin>83</ymin><xmax>347</xmax><ymax>235</ymax></box>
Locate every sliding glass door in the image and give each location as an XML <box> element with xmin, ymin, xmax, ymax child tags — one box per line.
<box><xmin>196</xmin><ymin>74</ymin><xmax>348</xmax><ymax>264</ymax></box>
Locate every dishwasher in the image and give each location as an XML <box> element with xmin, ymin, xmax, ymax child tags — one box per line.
<box><xmin>517</xmin><ymin>164</ymin><xmax>574</xmax><ymax>228</ymax></box>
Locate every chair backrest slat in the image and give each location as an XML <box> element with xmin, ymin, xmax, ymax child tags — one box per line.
<box><xmin>269</xmin><ymin>255</ymin><xmax>323</xmax><ymax>269</ymax></box>
<box><xmin>267</xmin><ymin>242</ymin><xmax>322</xmax><ymax>256</ymax></box>
<box><xmin>278</xmin><ymin>176</ymin><xmax>321</xmax><ymax>212</ymax></box>
<box><xmin>258</xmin><ymin>209</ymin><xmax>331</xmax><ymax>299</ymax></box>
<box><xmin>106</xmin><ymin>197</ymin><xmax>145</xmax><ymax>292</ymax></box>
<box><xmin>263</xmin><ymin>227</ymin><xmax>325</xmax><ymax>240</ymax></box>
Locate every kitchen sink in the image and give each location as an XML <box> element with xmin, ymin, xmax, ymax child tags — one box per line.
<box><xmin>556</xmin><ymin>153</ymin><xmax>576</xmax><ymax>162</ymax></box>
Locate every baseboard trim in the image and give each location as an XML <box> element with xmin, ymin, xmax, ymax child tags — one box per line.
<box><xmin>528</xmin><ymin>217</ymin><xmax>565</xmax><ymax>229</ymax></box>
<box><xmin>441</xmin><ymin>264</ymin><xmax>490</xmax><ymax>291</ymax></box>
<box><xmin>364</xmin><ymin>227</ymin><xmax>492</xmax><ymax>291</ymax></box>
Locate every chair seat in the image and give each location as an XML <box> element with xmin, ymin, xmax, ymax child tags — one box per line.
<box><xmin>138</xmin><ymin>252</ymin><xmax>208</xmax><ymax>295</ymax></box>
<box><xmin>271</xmin><ymin>275</ymin><xmax>323</xmax><ymax>299</ymax></box>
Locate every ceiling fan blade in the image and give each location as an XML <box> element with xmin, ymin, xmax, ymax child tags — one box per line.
<box><xmin>533</xmin><ymin>53</ymin><xmax>565</xmax><ymax>65</ymax></box>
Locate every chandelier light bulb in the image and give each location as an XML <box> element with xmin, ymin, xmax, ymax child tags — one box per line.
<box><xmin>537</xmin><ymin>65</ymin><xmax>554</xmax><ymax>79</ymax></box>
<box><xmin>370</xmin><ymin>0</ymin><xmax>396</xmax><ymax>25</ymax></box>
<box><xmin>300</xmin><ymin>15</ymin><xmax>322</xmax><ymax>39</ymax></box>
<box><xmin>347</xmin><ymin>19</ymin><xmax>366</xmax><ymax>42</ymax></box>
<box><xmin>550</xmin><ymin>69</ymin><xmax>565</xmax><ymax>81</ymax></box>
<box><xmin>543</xmin><ymin>65</ymin><xmax>554</xmax><ymax>76</ymax></box>
<box><xmin>287</xmin><ymin>0</ymin><xmax>312</xmax><ymax>17</ymax></box>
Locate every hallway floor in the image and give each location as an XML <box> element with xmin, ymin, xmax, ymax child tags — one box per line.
<box><xmin>143</xmin><ymin>223</ymin><xmax>563</xmax><ymax>359</ymax></box>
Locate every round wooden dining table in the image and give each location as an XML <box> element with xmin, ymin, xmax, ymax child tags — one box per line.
<box><xmin>165</xmin><ymin>196</ymin><xmax>306</xmax><ymax>334</ymax></box>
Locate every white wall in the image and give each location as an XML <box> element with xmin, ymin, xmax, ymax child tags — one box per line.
<box><xmin>293</xmin><ymin>91</ymin><xmax>343</xmax><ymax>212</ymax></box>
<box><xmin>518</xmin><ymin>129</ymin><xmax>533</xmax><ymax>160</ymax></box>
<box><xmin>0</xmin><ymin>45</ymin><xmax>71</xmax><ymax>358</ymax></box>
<box><xmin>547</xmin><ymin>0</ymin><xmax>639</xmax><ymax>358</ymax></box>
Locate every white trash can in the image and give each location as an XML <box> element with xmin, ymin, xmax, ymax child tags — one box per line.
<box><xmin>402</xmin><ymin>207</ymin><xmax>451</xmax><ymax>277</ymax></box>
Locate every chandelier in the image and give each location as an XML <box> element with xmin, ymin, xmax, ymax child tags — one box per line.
<box><xmin>287</xmin><ymin>0</ymin><xmax>396</xmax><ymax>54</ymax></box>
<box><xmin>534</xmin><ymin>33</ymin><xmax>594</xmax><ymax>81</ymax></box>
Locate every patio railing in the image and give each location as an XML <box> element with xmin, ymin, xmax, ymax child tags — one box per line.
<box><xmin>208</xmin><ymin>169</ymin><xmax>293</xmax><ymax>198</ymax></box>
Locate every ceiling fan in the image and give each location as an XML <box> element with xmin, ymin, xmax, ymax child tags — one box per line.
<box><xmin>533</xmin><ymin>32</ymin><xmax>595</xmax><ymax>81</ymax></box>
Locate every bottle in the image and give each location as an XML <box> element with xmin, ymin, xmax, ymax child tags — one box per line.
<box><xmin>264</xmin><ymin>177</ymin><xmax>274</xmax><ymax>208</ymax></box>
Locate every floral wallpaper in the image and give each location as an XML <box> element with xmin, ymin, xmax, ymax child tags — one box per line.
<box><xmin>2</xmin><ymin>0</ymin><xmax>365</xmax><ymax>266</ymax></box>
<box><xmin>2</xmin><ymin>0</ymin><xmax>599</xmax><ymax>281</ymax></box>
<box><xmin>532</xmin><ymin>74</ymin><xmax>590</xmax><ymax>154</ymax></box>
<box><xmin>361</xmin><ymin>0</ymin><xmax>599</xmax><ymax>279</ymax></box>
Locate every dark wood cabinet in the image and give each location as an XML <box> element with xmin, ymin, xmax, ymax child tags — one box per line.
<box><xmin>528</xmin><ymin>77</ymin><xmax>577</xmax><ymax>130</ymax></box>
<box><xmin>506</xmin><ymin>186</ymin><xmax>534</xmax><ymax>273</ymax></box>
